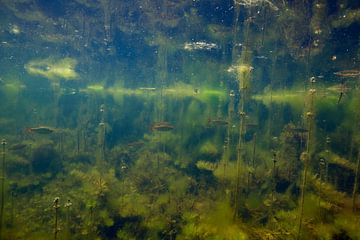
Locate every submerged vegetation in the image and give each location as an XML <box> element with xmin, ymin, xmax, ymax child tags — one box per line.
<box><xmin>0</xmin><ymin>0</ymin><xmax>359</xmax><ymax>239</ymax></box>
<box><xmin>25</xmin><ymin>57</ymin><xmax>79</xmax><ymax>81</ymax></box>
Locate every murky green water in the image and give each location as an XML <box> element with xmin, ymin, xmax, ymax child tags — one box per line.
<box><xmin>0</xmin><ymin>0</ymin><xmax>359</xmax><ymax>239</ymax></box>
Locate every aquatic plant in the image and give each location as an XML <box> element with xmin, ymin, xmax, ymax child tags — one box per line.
<box><xmin>298</xmin><ymin>77</ymin><xmax>317</xmax><ymax>240</ymax></box>
<box><xmin>70</xmin><ymin>168</ymin><xmax>111</xmax><ymax>201</ymax></box>
<box><xmin>0</xmin><ymin>139</ymin><xmax>6</xmax><ymax>240</ymax></box>
<box><xmin>0</xmin><ymin>0</ymin><xmax>359</xmax><ymax>239</ymax></box>
<box><xmin>196</xmin><ymin>160</ymin><xmax>218</xmax><ymax>172</ymax></box>
<box><xmin>53</xmin><ymin>197</ymin><xmax>60</xmax><ymax>240</ymax></box>
<box><xmin>271</xmin><ymin>151</ymin><xmax>278</xmax><ymax>202</ymax></box>
<box><xmin>179</xmin><ymin>200</ymin><xmax>249</xmax><ymax>239</ymax></box>
<box><xmin>31</xmin><ymin>144</ymin><xmax>60</xmax><ymax>174</ymax></box>
<box><xmin>198</xmin><ymin>141</ymin><xmax>220</xmax><ymax>161</ymax></box>
<box><xmin>278</xmin><ymin>123</ymin><xmax>303</xmax><ymax>182</ymax></box>
<box><xmin>235</xmin><ymin>63</ymin><xmax>253</xmax><ymax>90</ymax></box>
<box><xmin>95</xmin><ymin>104</ymin><xmax>107</xmax><ymax>165</ymax></box>
<box><xmin>234</xmin><ymin>105</ymin><xmax>246</xmax><ymax>218</ymax></box>
<box><xmin>234</xmin><ymin>46</ymin><xmax>253</xmax><ymax>218</ymax></box>
<box><xmin>333</xmin><ymin>212</ymin><xmax>360</xmax><ymax>239</ymax></box>
<box><xmin>352</xmin><ymin>152</ymin><xmax>360</xmax><ymax>212</ymax></box>
<box><xmin>332</xmin><ymin>9</ymin><xmax>360</xmax><ymax>28</ymax></box>
<box><xmin>218</xmin><ymin>90</ymin><xmax>236</xmax><ymax>180</ymax></box>
<box><xmin>275</xmin><ymin>1</ymin><xmax>331</xmax><ymax>59</ymax></box>
<box><xmin>97</xmin><ymin>121</ymin><xmax>106</xmax><ymax>165</ymax></box>
<box><xmin>206</xmin><ymin>24</ymin><xmax>232</xmax><ymax>43</ymax></box>
<box><xmin>321</xmin><ymin>151</ymin><xmax>357</xmax><ymax>173</ymax></box>
<box><xmin>25</xmin><ymin>57</ymin><xmax>78</xmax><ymax>81</ymax></box>
<box><xmin>252</xmin><ymin>88</ymin><xmax>339</xmax><ymax>114</ymax></box>
<box><xmin>318</xmin><ymin>157</ymin><xmax>326</xmax><ymax>211</ymax></box>
<box><xmin>235</xmin><ymin>0</ymin><xmax>279</xmax><ymax>11</ymax></box>
<box><xmin>64</xmin><ymin>199</ymin><xmax>72</xmax><ymax>240</ymax></box>
<box><xmin>309</xmin><ymin>0</ymin><xmax>331</xmax><ymax>55</ymax></box>
<box><xmin>325</xmin><ymin>137</ymin><xmax>331</xmax><ymax>182</ymax></box>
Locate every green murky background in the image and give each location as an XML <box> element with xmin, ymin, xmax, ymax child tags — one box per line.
<box><xmin>0</xmin><ymin>0</ymin><xmax>359</xmax><ymax>239</ymax></box>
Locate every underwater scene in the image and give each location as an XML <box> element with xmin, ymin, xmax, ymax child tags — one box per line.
<box><xmin>0</xmin><ymin>0</ymin><xmax>360</xmax><ymax>239</ymax></box>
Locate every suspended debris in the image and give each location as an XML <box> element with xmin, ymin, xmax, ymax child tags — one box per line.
<box><xmin>234</xmin><ymin>0</ymin><xmax>279</xmax><ymax>11</ymax></box>
<box><xmin>8</xmin><ymin>23</ymin><xmax>21</xmax><ymax>35</ymax></box>
<box><xmin>183</xmin><ymin>41</ymin><xmax>218</xmax><ymax>51</ymax></box>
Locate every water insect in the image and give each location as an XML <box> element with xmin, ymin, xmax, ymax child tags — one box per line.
<box><xmin>326</xmin><ymin>81</ymin><xmax>351</xmax><ymax>104</ymax></box>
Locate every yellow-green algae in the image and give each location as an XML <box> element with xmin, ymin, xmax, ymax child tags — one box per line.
<box><xmin>179</xmin><ymin>200</ymin><xmax>248</xmax><ymax>240</ymax></box>
<box><xmin>235</xmin><ymin>64</ymin><xmax>252</xmax><ymax>90</ymax></box>
<box><xmin>25</xmin><ymin>57</ymin><xmax>78</xmax><ymax>80</ymax></box>
<box><xmin>318</xmin><ymin>151</ymin><xmax>356</xmax><ymax>172</ymax></box>
<box><xmin>253</xmin><ymin>88</ymin><xmax>339</xmax><ymax>112</ymax></box>
<box><xmin>84</xmin><ymin>82</ymin><xmax>226</xmax><ymax>103</ymax></box>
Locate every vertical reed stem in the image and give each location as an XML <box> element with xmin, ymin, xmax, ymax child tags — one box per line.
<box><xmin>0</xmin><ymin>139</ymin><xmax>6</xmax><ymax>240</ymax></box>
<box><xmin>352</xmin><ymin>152</ymin><xmax>360</xmax><ymax>212</ymax></box>
<box><xmin>53</xmin><ymin>197</ymin><xmax>60</xmax><ymax>240</ymax></box>
<box><xmin>298</xmin><ymin>77</ymin><xmax>316</xmax><ymax>239</ymax></box>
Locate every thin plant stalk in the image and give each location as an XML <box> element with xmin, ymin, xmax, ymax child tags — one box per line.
<box><xmin>318</xmin><ymin>158</ymin><xmax>326</xmax><ymax>216</ymax></box>
<box><xmin>325</xmin><ymin>137</ymin><xmax>330</xmax><ymax>182</ymax></box>
<box><xmin>98</xmin><ymin>104</ymin><xmax>106</xmax><ymax>165</ymax></box>
<box><xmin>297</xmin><ymin>78</ymin><xmax>316</xmax><ymax>240</ymax></box>
<box><xmin>251</xmin><ymin>133</ymin><xmax>257</xmax><ymax>183</ymax></box>
<box><xmin>233</xmin><ymin>7</ymin><xmax>252</xmax><ymax>217</ymax></box>
<box><xmin>224</xmin><ymin>91</ymin><xmax>235</xmax><ymax>179</ymax></box>
<box><xmin>234</xmin><ymin>94</ymin><xmax>245</xmax><ymax>219</ymax></box>
<box><xmin>352</xmin><ymin>152</ymin><xmax>360</xmax><ymax>212</ymax></box>
<box><xmin>65</xmin><ymin>199</ymin><xmax>72</xmax><ymax>239</ymax></box>
<box><xmin>234</xmin><ymin>57</ymin><xmax>250</xmax><ymax>217</ymax></box>
<box><xmin>297</xmin><ymin>153</ymin><xmax>309</xmax><ymax>240</ymax></box>
<box><xmin>77</xmin><ymin>129</ymin><xmax>81</xmax><ymax>155</ymax></box>
<box><xmin>53</xmin><ymin>197</ymin><xmax>60</xmax><ymax>240</ymax></box>
<box><xmin>0</xmin><ymin>139</ymin><xmax>6</xmax><ymax>240</ymax></box>
<box><xmin>271</xmin><ymin>152</ymin><xmax>277</xmax><ymax>202</ymax></box>
<box><xmin>252</xmin><ymin>134</ymin><xmax>257</xmax><ymax>169</ymax></box>
<box><xmin>97</xmin><ymin>122</ymin><xmax>106</xmax><ymax>165</ymax></box>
